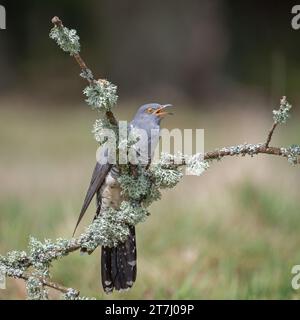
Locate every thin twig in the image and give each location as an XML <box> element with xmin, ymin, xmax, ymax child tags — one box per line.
<box><xmin>20</xmin><ymin>272</ymin><xmax>78</xmax><ymax>295</ymax></box>
<box><xmin>265</xmin><ymin>122</ymin><xmax>278</xmax><ymax>148</ymax></box>
<box><xmin>51</xmin><ymin>16</ymin><xmax>118</xmax><ymax>126</ymax></box>
<box><xmin>51</xmin><ymin>16</ymin><xmax>90</xmax><ymax>77</ymax></box>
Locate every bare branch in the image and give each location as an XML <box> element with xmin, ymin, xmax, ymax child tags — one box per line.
<box><xmin>265</xmin><ymin>123</ymin><xmax>278</xmax><ymax>148</ymax></box>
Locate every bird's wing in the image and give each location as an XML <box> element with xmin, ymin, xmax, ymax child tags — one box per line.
<box><xmin>73</xmin><ymin>162</ymin><xmax>112</xmax><ymax>236</ymax></box>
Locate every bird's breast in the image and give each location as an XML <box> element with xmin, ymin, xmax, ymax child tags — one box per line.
<box><xmin>99</xmin><ymin>167</ymin><xmax>122</xmax><ymax>212</ymax></box>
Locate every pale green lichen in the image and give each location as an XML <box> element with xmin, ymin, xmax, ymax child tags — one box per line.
<box><xmin>49</xmin><ymin>25</ymin><xmax>80</xmax><ymax>55</ymax></box>
<box><xmin>273</xmin><ymin>96</ymin><xmax>292</xmax><ymax>124</ymax></box>
<box><xmin>63</xmin><ymin>288</ymin><xmax>96</xmax><ymax>300</ymax></box>
<box><xmin>78</xmin><ymin>201</ymin><xmax>148</xmax><ymax>250</ymax></box>
<box><xmin>219</xmin><ymin>143</ymin><xmax>263</xmax><ymax>157</ymax></box>
<box><xmin>151</xmin><ymin>165</ymin><xmax>183</xmax><ymax>189</ymax></box>
<box><xmin>118</xmin><ymin>128</ymin><xmax>140</xmax><ymax>150</ymax></box>
<box><xmin>150</xmin><ymin>153</ymin><xmax>183</xmax><ymax>189</ymax></box>
<box><xmin>118</xmin><ymin>201</ymin><xmax>149</xmax><ymax>225</ymax></box>
<box><xmin>80</xmin><ymin>68</ymin><xmax>94</xmax><ymax>82</ymax></box>
<box><xmin>79</xmin><ymin>208</ymin><xmax>130</xmax><ymax>250</ymax></box>
<box><xmin>93</xmin><ymin>118</ymin><xmax>116</xmax><ymax>144</ymax></box>
<box><xmin>281</xmin><ymin>144</ymin><xmax>300</xmax><ymax>165</ymax></box>
<box><xmin>0</xmin><ymin>250</ymin><xmax>29</xmax><ymax>279</ymax></box>
<box><xmin>118</xmin><ymin>167</ymin><xmax>151</xmax><ymax>200</ymax></box>
<box><xmin>26</xmin><ymin>276</ymin><xmax>48</xmax><ymax>300</ymax></box>
<box><xmin>186</xmin><ymin>154</ymin><xmax>210</xmax><ymax>176</ymax></box>
<box><xmin>83</xmin><ymin>80</ymin><xmax>118</xmax><ymax>111</ymax></box>
<box><xmin>29</xmin><ymin>237</ymin><xmax>70</xmax><ymax>268</ymax></box>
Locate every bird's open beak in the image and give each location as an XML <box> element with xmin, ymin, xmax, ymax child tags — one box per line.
<box><xmin>154</xmin><ymin>104</ymin><xmax>174</xmax><ymax>117</ymax></box>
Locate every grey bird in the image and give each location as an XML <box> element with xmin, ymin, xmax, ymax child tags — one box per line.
<box><xmin>73</xmin><ymin>103</ymin><xmax>173</xmax><ymax>293</ymax></box>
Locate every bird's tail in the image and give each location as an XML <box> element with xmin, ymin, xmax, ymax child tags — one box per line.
<box><xmin>101</xmin><ymin>226</ymin><xmax>137</xmax><ymax>293</ymax></box>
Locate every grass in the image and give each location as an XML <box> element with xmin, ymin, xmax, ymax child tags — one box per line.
<box><xmin>1</xmin><ymin>101</ymin><xmax>300</xmax><ymax>299</ymax></box>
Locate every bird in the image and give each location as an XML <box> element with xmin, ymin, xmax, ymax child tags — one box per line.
<box><xmin>73</xmin><ymin>103</ymin><xmax>173</xmax><ymax>293</ymax></box>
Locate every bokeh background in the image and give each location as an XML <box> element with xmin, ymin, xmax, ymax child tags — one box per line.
<box><xmin>1</xmin><ymin>0</ymin><xmax>300</xmax><ymax>299</ymax></box>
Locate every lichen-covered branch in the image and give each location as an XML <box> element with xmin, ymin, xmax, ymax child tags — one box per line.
<box><xmin>174</xmin><ymin>96</ymin><xmax>299</xmax><ymax>168</ymax></box>
<box><xmin>203</xmin><ymin>144</ymin><xmax>298</xmax><ymax>163</ymax></box>
<box><xmin>50</xmin><ymin>16</ymin><xmax>118</xmax><ymax>126</ymax></box>
<box><xmin>1</xmin><ymin>17</ymin><xmax>300</xmax><ymax>300</ymax></box>
<box><xmin>22</xmin><ymin>272</ymin><xmax>76</xmax><ymax>296</ymax></box>
<box><xmin>265</xmin><ymin>96</ymin><xmax>292</xmax><ymax>148</ymax></box>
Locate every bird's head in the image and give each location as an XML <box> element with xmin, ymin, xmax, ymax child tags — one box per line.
<box><xmin>132</xmin><ymin>103</ymin><xmax>173</xmax><ymax>126</ymax></box>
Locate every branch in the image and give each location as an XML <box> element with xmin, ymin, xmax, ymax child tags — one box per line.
<box><xmin>203</xmin><ymin>97</ymin><xmax>298</xmax><ymax>164</ymax></box>
<box><xmin>51</xmin><ymin>17</ymin><xmax>89</xmax><ymax>76</ymax></box>
<box><xmin>204</xmin><ymin>145</ymin><xmax>284</xmax><ymax>161</ymax></box>
<box><xmin>173</xmin><ymin>96</ymin><xmax>298</xmax><ymax>170</ymax></box>
<box><xmin>20</xmin><ymin>272</ymin><xmax>77</xmax><ymax>296</ymax></box>
<box><xmin>2</xmin><ymin>17</ymin><xmax>299</xmax><ymax>300</ymax></box>
<box><xmin>2</xmin><ymin>92</ymin><xmax>300</xmax><ymax>299</ymax></box>
<box><xmin>50</xmin><ymin>16</ymin><xmax>118</xmax><ymax>126</ymax></box>
<box><xmin>1</xmin><ymin>141</ymin><xmax>299</xmax><ymax>298</ymax></box>
<box><xmin>265</xmin><ymin>123</ymin><xmax>277</xmax><ymax>148</ymax></box>
<box><xmin>265</xmin><ymin>96</ymin><xmax>292</xmax><ymax>148</ymax></box>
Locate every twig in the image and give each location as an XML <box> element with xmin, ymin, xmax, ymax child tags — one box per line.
<box><xmin>20</xmin><ymin>272</ymin><xmax>78</xmax><ymax>296</ymax></box>
<box><xmin>51</xmin><ymin>16</ymin><xmax>118</xmax><ymax>126</ymax></box>
<box><xmin>265</xmin><ymin>122</ymin><xmax>277</xmax><ymax>148</ymax></box>
<box><xmin>51</xmin><ymin>16</ymin><xmax>90</xmax><ymax>80</ymax></box>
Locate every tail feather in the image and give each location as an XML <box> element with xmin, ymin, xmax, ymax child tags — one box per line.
<box><xmin>101</xmin><ymin>248</ymin><xmax>113</xmax><ymax>293</ymax></box>
<box><xmin>101</xmin><ymin>226</ymin><xmax>137</xmax><ymax>293</ymax></box>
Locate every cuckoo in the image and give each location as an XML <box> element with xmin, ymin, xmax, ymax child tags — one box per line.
<box><xmin>73</xmin><ymin>103</ymin><xmax>173</xmax><ymax>293</ymax></box>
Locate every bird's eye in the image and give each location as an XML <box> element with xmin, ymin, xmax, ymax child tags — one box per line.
<box><xmin>146</xmin><ymin>107</ymin><xmax>153</xmax><ymax>113</ymax></box>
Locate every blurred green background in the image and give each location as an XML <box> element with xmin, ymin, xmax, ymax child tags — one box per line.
<box><xmin>1</xmin><ymin>0</ymin><xmax>300</xmax><ymax>299</ymax></box>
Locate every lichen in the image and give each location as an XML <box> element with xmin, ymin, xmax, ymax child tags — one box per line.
<box><xmin>26</xmin><ymin>276</ymin><xmax>48</xmax><ymax>300</ymax></box>
<box><xmin>281</xmin><ymin>144</ymin><xmax>300</xmax><ymax>165</ymax></box>
<box><xmin>93</xmin><ymin>118</ymin><xmax>116</xmax><ymax>144</ymax></box>
<box><xmin>186</xmin><ymin>153</ymin><xmax>210</xmax><ymax>176</ymax></box>
<box><xmin>83</xmin><ymin>79</ymin><xmax>118</xmax><ymax>112</ymax></box>
<box><xmin>273</xmin><ymin>96</ymin><xmax>292</xmax><ymax>124</ymax></box>
<box><xmin>219</xmin><ymin>143</ymin><xmax>263</xmax><ymax>157</ymax></box>
<box><xmin>49</xmin><ymin>25</ymin><xmax>80</xmax><ymax>55</ymax></box>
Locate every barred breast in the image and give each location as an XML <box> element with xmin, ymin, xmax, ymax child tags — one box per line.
<box><xmin>99</xmin><ymin>166</ymin><xmax>122</xmax><ymax>213</ymax></box>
